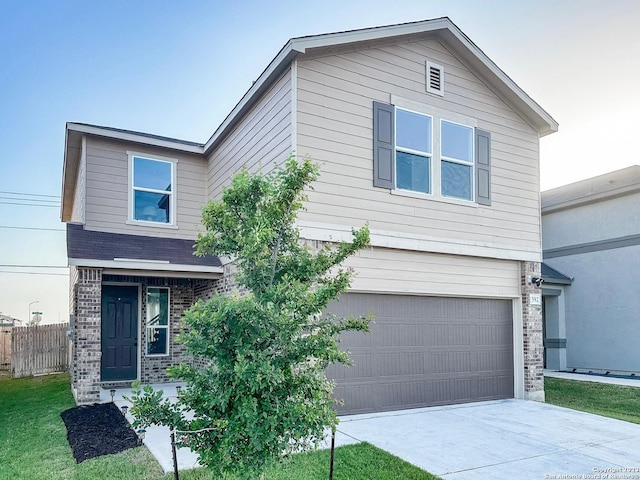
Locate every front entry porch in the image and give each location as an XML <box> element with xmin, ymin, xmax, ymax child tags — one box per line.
<box><xmin>69</xmin><ymin>267</ymin><xmax>219</xmax><ymax>404</ymax></box>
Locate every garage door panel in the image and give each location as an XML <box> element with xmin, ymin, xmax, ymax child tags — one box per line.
<box><xmin>477</xmin><ymin>324</ymin><xmax>511</xmax><ymax>345</ymax></box>
<box><xmin>327</xmin><ymin>352</ymin><xmax>373</xmax><ymax>379</ymax></box>
<box><xmin>378</xmin><ymin>323</ymin><xmax>424</xmax><ymax>347</ymax></box>
<box><xmin>378</xmin><ymin>352</ymin><xmax>425</xmax><ymax>376</ymax></box>
<box><xmin>430</xmin><ymin>324</ymin><xmax>473</xmax><ymax>346</ymax></box>
<box><xmin>476</xmin><ymin>348</ymin><xmax>513</xmax><ymax>372</ymax></box>
<box><xmin>338</xmin><ymin>330</ymin><xmax>371</xmax><ymax>348</ymax></box>
<box><xmin>326</xmin><ymin>294</ymin><xmax>514</xmax><ymax>415</ymax></box>
<box><xmin>379</xmin><ymin>380</ymin><xmax>429</xmax><ymax>410</ymax></box>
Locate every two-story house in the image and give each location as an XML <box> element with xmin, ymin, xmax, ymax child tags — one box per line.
<box><xmin>61</xmin><ymin>18</ymin><xmax>557</xmax><ymax>412</ymax></box>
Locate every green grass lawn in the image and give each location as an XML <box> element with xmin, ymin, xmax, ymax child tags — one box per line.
<box><xmin>545</xmin><ymin>377</ymin><xmax>640</xmax><ymax>424</ymax></box>
<box><xmin>0</xmin><ymin>373</ymin><xmax>441</xmax><ymax>480</ymax></box>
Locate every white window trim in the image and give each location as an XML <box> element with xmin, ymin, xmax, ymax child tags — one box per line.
<box><xmin>145</xmin><ymin>286</ymin><xmax>170</xmax><ymax>357</ymax></box>
<box><xmin>394</xmin><ymin>107</ymin><xmax>434</xmax><ymax>196</ymax></box>
<box><xmin>127</xmin><ymin>151</ymin><xmax>178</xmax><ymax>228</ymax></box>
<box><xmin>390</xmin><ymin>96</ymin><xmax>477</xmax><ymax>204</ymax></box>
<box><xmin>440</xmin><ymin>118</ymin><xmax>475</xmax><ymax>201</ymax></box>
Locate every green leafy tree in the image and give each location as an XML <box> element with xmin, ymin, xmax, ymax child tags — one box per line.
<box><xmin>129</xmin><ymin>157</ymin><xmax>370</xmax><ymax>479</ymax></box>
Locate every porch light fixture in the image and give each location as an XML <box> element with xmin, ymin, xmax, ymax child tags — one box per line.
<box><xmin>530</xmin><ymin>276</ymin><xmax>543</xmax><ymax>287</ymax></box>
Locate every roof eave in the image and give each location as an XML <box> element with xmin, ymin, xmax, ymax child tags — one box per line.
<box><xmin>203</xmin><ymin>17</ymin><xmax>557</xmax><ymax>153</ymax></box>
<box><xmin>203</xmin><ymin>44</ymin><xmax>301</xmax><ymax>154</ymax></box>
<box><xmin>61</xmin><ymin>125</ymin><xmax>82</xmax><ymax>222</ymax></box>
<box><xmin>66</xmin><ymin>123</ymin><xmax>204</xmax><ymax>154</ymax></box>
<box><xmin>435</xmin><ymin>26</ymin><xmax>558</xmax><ymax>136</ymax></box>
<box><xmin>61</xmin><ymin>123</ymin><xmax>206</xmax><ymax>223</ymax></box>
<box><xmin>544</xmin><ymin>277</ymin><xmax>573</xmax><ymax>285</ymax></box>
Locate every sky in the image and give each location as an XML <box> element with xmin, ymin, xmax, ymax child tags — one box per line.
<box><xmin>0</xmin><ymin>0</ymin><xmax>638</xmax><ymax>323</ymax></box>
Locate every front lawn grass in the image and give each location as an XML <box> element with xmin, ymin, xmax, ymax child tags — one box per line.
<box><xmin>545</xmin><ymin>377</ymin><xmax>640</xmax><ymax>424</ymax></box>
<box><xmin>0</xmin><ymin>373</ymin><xmax>441</xmax><ymax>480</ymax></box>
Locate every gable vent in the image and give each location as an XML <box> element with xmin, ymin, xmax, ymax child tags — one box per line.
<box><xmin>426</xmin><ymin>61</ymin><xmax>444</xmax><ymax>96</ymax></box>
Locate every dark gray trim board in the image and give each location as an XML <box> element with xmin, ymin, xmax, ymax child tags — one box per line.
<box><xmin>67</xmin><ymin>224</ymin><xmax>221</xmax><ymax>267</ymax></box>
<box><xmin>542</xmin><ymin>288</ymin><xmax>563</xmax><ymax>297</ymax></box>
<box><xmin>544</xmin><ymin>233</ymin><xmax>640</xmax><ymax>259</ymax></box>
<box><xmin>544</xmin><ymin>338</ymin><xmax>567</xmax><ymax>348</ymax></box>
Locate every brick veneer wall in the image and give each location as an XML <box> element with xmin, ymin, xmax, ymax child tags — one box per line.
<box><xmin>68</xmin><ymin>265</ymin><xmax>78</xmax><ymax>384</ymax></box>
<box><xmin>70</xmin><ymin>270</ymin><xmax>230</xmax><ymax>405</ymax></box>
<box><xmin>71</xmin><ymin>267</ymin><xmax>103</xmax><ymax>404</ymax></box>
<box><xmin>101</xmin><ymin>275</ymin><xmax>206</xmax><ymax>384</ymax></box>
<box><xmin>521</xmin><ymin>261</ymin><xmax>545</xmax><ymax>401</ymax></box>
<box><xmin>140</xmin><ymin>278</ymin><xmax>193</xmax><ymax>383</ymax></box>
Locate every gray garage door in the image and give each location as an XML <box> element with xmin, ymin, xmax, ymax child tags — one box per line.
<box><xmin>325</xmin><ymin>293</ymin><xmax>514</xmax><ymax>415</ymax></box>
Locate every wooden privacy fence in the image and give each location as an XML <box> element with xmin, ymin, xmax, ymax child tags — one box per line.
<box><xmin>11</xmin><ymin>324</ymin><xmax>69</xmax><ymax>378</ymax></box>
<box><xmin>0</xmin><ymin>328</ymin><xmax>11</xmax><ymax>370</ymax></box>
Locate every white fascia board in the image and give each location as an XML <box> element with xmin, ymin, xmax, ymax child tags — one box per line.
<box><xmin>296</xmin><ymin>220</ymin><xmax>542</xmax><ymax>262</ymax></box>
<box><xmin>202</xmin><ymin>17</ymin><xmax>557</xmax><ymax>152</ymax></box>
<box><xmin>66</xmin><ymin>123</ymin><xmax>204</xmax><ymax>155</ymax></box>
<box><xmin>68</xmin><ymin>258</ymin><xmax>223</xmax><ymax>275</ymax></box>
<box><xmin>289</xmin><ymin>18</ymin><xmax>452</xmax><ymax>51</ymax></box>
<box><xmin>203</xmin><ymin>19</ymin><xmax>451</xmax><ymax>154</ymax></box>
<box><xmin>437</xmin><ymin>28</ymin><xmax>558</xmax><ymax>136</ymax></box>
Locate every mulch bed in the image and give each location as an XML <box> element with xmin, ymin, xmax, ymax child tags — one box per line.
<box><xmin>61</xmin><ymin>402</ymin><xmax>142</xmax><ymax>463</ymax></box>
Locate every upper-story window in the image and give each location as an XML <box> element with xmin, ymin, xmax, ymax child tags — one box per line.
<box><xmin>395</xmin><ymin>108</ymin><xmax>474</xmax><ymax>201</ymax></box>
<box><xmin>373</xmin><ymin>100</ymin><xmax>490</xmax><ymax>206</ymax></box>
<box><xmin>128</xmin><ymin>153</ymin><xmax>176</xmax><ymax>225</ymax></box>
<box><xmin>441</xmin><ymin>120</ymin><xmax>474</xmax><ymax>201</ymax></box>
<box><xmin>396</xmin><ymin>109</ymin><xmax>432</xmax><ymax>194</ymax></box>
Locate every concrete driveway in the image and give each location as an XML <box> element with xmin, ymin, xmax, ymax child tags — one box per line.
<box><xmin>333</xmin><ymin>399</ymin><xmax>640</xmax><ymax>479</ymax></box>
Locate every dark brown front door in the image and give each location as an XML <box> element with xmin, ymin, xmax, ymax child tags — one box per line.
<box><xmin>101</xmin><ymin>285</ymin><xmax>138</xmax><ymax>381</ymax></box>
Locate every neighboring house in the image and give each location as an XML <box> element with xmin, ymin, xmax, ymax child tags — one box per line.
<box><xmin>541</xmin><ymin>166</ymin><xmax>640</xmax><ymax>376</ymax></box>
<box><xmin>61</xmin><ymin>18</ymin><xmax>558</xmax><ymax>411</ymax></box>
<box><xmin>0</xmin><ymin>314</ymin><xmax>19</xmax><ymax>327</ymax></box>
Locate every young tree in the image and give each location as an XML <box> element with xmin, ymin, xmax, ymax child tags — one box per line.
<box><xmin>129</xmin><ymin>157</ymin><xmax>370</xmax><ymax>479</ymax></box>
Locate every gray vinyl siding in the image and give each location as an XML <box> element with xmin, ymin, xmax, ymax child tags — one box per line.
<box><xmin>84</xmin><ymin>137</ymin><xmax>207</xmax><ymax>239</ymax></box>
<box><xmin>207</xmin><ymin>69</ymin><xmax>292</xmax><ymax>200</ymax></box>
<box><xmin>295</xmin><ymin>37</ymin><xmax>541</xmax><ymax>258</ymax></box>
<box><xmin>345</xmin><ymin>247</ymin><xmax>521</xmax><ymax>299</ymax></box>
<box><xmin>71</xmin><ymin>138</ymin><xmax>86</xmax><ymax>223</ymax></box>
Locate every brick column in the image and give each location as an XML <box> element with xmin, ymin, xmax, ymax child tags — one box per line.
<box><xmin>521</xmin><ymin>261</ymin><xmax>544</xmax><ymax>401</ymax></box>
<box><xmin>72</xmin><ymin>267</ymin><xmax>102</xmax><ymax>404</ymax></box>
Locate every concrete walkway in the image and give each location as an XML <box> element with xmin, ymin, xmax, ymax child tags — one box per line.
<box><xmin>545</xmin><ymin>369</ymin><xmax>640</xmax><ymax>387</ymax></box>
<box><xmin>103</xmin><ymin>373</ymin><xmax>640</xmax><ymax>477</ymax></box>
<box><xmin>100</xmin><ymin>383</ymin><xmax>199</xmax><ymax>473</ymax></box>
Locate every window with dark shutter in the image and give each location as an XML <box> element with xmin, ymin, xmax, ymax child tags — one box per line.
<box><xmin>372</xmin><ymin>100</ymin><xmax>492</xmax><ymax>205</ymax></box>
